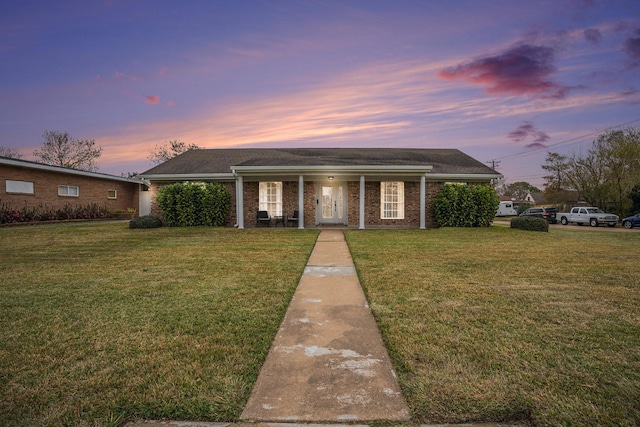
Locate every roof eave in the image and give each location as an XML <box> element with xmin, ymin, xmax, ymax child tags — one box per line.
<box><xmin>427</xmin><ymin>173</ymin><xmax>503</xmax><ymax>181</ymax></box>
<box><xmin>231</xmin><ymin>165</ymin><xmax>434</xmax><ymax>176</ymax></box>
<box><xmin>138</xmin><ymin>173</ymin><xmax>235</xmax><ymax>181</ymax></box>
<box><xmin>1</xmin><ymin>156</ymin><xmax>146</xmax><ymax>185</ymax></box>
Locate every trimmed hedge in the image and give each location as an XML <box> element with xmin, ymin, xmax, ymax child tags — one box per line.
<box><xmin>432</xmin><ymin>184</ymin><xmax>499</xmax><ymax>227</ymax></box>
<box><xmin>157</xmin><ymin>182</ymin><xmax>230</xmax><ymax>227</ymax></box>
<box><xmin>510</xmin><ymin>216</ymin><xmax>549</xmax><ymax>232</ymax></box>
<box><xmin>129</xmin><ymin>215</ymin><xmax>163</xmax><ymax>229</ymax></box>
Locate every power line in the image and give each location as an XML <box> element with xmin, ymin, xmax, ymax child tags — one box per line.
<box><xmin>486</xmin><ymin>159</ymin><xmax>501</xmax><ymax>170</ymax></box>
<box><xmin>494</xmin><ymin>117</ymin><xmax>640</xmax><ymax>162</ymax></box>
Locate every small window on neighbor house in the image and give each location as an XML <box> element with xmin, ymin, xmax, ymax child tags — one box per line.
<box><xmin>58</xmin><ymin>185</ymin><xmax>79</xmax><ymax>197</ymax></box>
<box><xmin>107</xmin><ymin>189</ymin><xmax>117</xmax><ymax>199</ymax></box>
<box><xmin>259</xmin><ymin>181</ymin><xmax>282</xmax><ymax>217</ymax></box>
<box><xmin>6</xmin><ymin>180</ymin><xmax>34</xmax><ymax>194</ymax></box>
<box><xmin>381</xmin><ymin>181</ymin><xmax>404</xmax><ymax>219</ymax></box>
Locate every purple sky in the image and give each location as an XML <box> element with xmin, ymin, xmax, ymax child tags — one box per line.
<box><xmin>2</xmin><ymin>0</ymin><xmax>639</xmax><ymax>187</ymax></box>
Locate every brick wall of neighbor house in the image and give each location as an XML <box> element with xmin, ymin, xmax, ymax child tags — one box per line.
<box><xmin>2</xmin><ymin>164</ymin><xmax>139</xmax><ymax>213</ymax></box>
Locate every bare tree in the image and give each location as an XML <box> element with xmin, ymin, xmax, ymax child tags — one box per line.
<box><xmin>148</xmin><ymin>140</ymin><xmax>201</xmax><ymax>164</ymax></box>
<box><xmin>0</xmin><ymin>146</ymin><xmax>23</xmax><ymax>159</ymax></box>
<box><xmin>33</xmin><ymin>131</ymin><xmax>102</xmax><ymax>171</ymax></box>
<box><xmin>550</xmin><ymin>128</ymin><xmax>640</xmax><ymax>215</ymax></box>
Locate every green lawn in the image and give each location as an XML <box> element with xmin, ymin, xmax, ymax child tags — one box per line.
<box><xmin>2</xmin><ymin>223</ymin><xmax>639</xmax><ymax>426</ymax></box>
<box><xmin>345</xmin><ymin>227</ymin><xmax>640</xmax><ymax>426</ymax></box>
<box><xmin>0</xmin><ymin>224</ymin><xmax>319</xmax><ymax>426</ymax></box>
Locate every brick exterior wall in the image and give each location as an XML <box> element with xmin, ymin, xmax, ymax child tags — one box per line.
<box><xmin>147</xmin><ymin>178</ymin><xmax>472</xmax><ymax>229</ymax></box>
<box><xmin>2</xmin><ymin>164</ymin><xmax>140</xmax><ymax>213</ymax></box>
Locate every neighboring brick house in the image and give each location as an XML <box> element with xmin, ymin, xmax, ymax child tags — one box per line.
<box><xmin>1</xmin><ymin>156</ymin><xmax>147</xmax><ymax>215</ymax></box>
<box><xmin>139</xmin><ymin>148</ymin><xmax>501</xmax><ymax>229</ymax></box>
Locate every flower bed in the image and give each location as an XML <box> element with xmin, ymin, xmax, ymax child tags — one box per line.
<box><xmin>1</xmin><ymin>201</ymin><xmax>113</xmax><ymax>225</ymax></box>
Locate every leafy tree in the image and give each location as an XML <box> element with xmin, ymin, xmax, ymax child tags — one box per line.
<box><xmin>499</xmin><ymin>181</ymin><xmax>541</xmax><ymax>200</ymax></box>
<box><xmin>148</xmin><ymin>140</ymin><xmax>202</xmax><ymax>164</ymax></box>
<box><xmin>33</xmin><ymin>131</ymin><xmax>102</xmax><ymax>171</ymax></box>
<box><xmin>542</xmin><ymin>152</ymin><xmax>572</xmax><ymax>192</ymax></box>
<box><xmin>0</xmin><ymin>146</ymin><xmax>23</xmax><ymax>159</ymax></box>
<box><xmin>628</xmin><ymin>185</ymin><xmax>640</xmax><ymax>215</ymax></box>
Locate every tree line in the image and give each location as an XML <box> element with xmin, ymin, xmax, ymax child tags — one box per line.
<box><xmin>542</xmin><ymin>127</ymin><xmax>640</xmax><ymax>217</ymax></box>
<box><xmin>0</xmin><ymin>131</ymin><xmax>201</xmax><ymax>175</ymax></box>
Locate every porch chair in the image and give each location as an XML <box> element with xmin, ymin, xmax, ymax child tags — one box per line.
<box><xmin>286</xmin><ymin>210</ymin><xmax>299</xmax><ymax>227</ymax></box>
<box><xmin>256</xmin><ymin>210</ymin><xmax>271</xmax><ymax>227</ymax></box>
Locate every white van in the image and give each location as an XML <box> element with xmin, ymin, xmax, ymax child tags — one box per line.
<box><xmin>496</xmin><ymin>201</ymin><xmax>517</xmax><ymax>216</ymax></box>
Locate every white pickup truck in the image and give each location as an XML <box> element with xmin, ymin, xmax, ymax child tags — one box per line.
<box><xmin>557</xmin><ymin>207</ymin><xmax>619</xmax><ymax>227</ymax></box>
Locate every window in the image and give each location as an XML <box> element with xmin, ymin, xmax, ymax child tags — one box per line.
<box><xmin>6</xmin><ymin>180</ymin><xmax>34</xmax><ymax>194</ymax></box>
<box><xmin>381</xmin><ymin>181</ymin><xmax>404</xmax><ymax>219</ymax></box>
<box><xmin>58</xmin><ymin>185</ymin><xmax>79</xmax><ymax>197</ymax></box>
<box><xmin>107</xmin><ymin>189</ymin><xmax>117</xmax><ymax>199</ymax></box>
<box><xmin>259</xmin><ymin>182</ymin><xmax>282</xmax><ymax>217</ymax></box>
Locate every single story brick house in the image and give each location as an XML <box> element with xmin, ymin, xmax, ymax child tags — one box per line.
<box><xmin>139</xmin><ymin>148</ymin><xmax>501</xmax><ymax>229</ymax></box>
<box><xmin>1</xmin><ymin>156</ymin><xmax>149</xmax><ymax>215</ymax></box>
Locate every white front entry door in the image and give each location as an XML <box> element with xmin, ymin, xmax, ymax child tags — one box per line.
<box><xmin>319</xmin><ymin>184</ymin><xmax>346</xmax><ymax>224</ymax></box>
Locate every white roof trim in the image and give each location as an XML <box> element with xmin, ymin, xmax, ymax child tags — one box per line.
<box><xmin>231</xmin><ymin>165</ymin><xmax>434</xmax><ymax>176</ymax></box>
<box><xmin>139</xmin><ymin>173</ymin><xmax>235</xmax><ymax>181</ymax></box>
<box><xmin>427</xmin><ymin>173</ymin><xmax>502</xmax><ymax>181</ymax></box>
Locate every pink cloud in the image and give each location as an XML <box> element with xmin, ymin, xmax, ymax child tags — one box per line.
<box><xmin>438</xmin><ymin>43</ymin><xmax>572</xmax><ymax>99</ymax></box>
<box><xmin>584</xmin><ymin>28</ymin><xmax>602</xmax><ymax>45</ymax></box>
<box><xmin>166</xmin><ymin>100</ymin><xmax>175</xmax><ymax>107</ymax></box>
<box><xmin>145</xmin><ymin>95</ymin><xmax>160</xmax><ymax>105</ymax></box>
<box><xmin>623</xmin><ymin>28</ymin><xmax>640</xmax><ymax>67</ymax></box>
<box><xmin>114</xmin><ymin>71</ymin><xmax>141</xmax><ymax>81</ymax></box>
<box><xmin>508</xmin><ymin>121</ymin><xmax>550</xmax><ymax>148</ymax></box>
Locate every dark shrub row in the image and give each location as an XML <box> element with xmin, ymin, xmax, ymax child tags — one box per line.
<box><xmin>129</xmin><ymin>215</ymin><xmax>163</xmax><ymax>229</ymax></box>
<box><xmin>510</xmin><ymin>216</ymin><xmax>549</xmax><ymax>232</ymax></box>
<box><xmin>1</xmin><ymin>201</ymin><xmax>112</xmax><ymax>224</ymax></box>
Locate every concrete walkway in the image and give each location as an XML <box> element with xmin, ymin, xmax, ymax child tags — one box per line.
<box><xmin>240</xmin><ymin>230</ymin><xmax>411</xmax><ymax>423</ymax></box>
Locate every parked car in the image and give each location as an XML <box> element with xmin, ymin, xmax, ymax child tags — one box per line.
<box><xmin>621</xmin><ymin>213</ymin><xmax>640</xmax><ymax>229</ymax></box>
<box><xmin>557</xmin><ymin>207</ymin><xmax>618</xmax><ymax>227</ymax></box>
<box><xmin>519</xmin><ymin>207</ymin><xmax>558</xmax><ymax>223</ymax></box>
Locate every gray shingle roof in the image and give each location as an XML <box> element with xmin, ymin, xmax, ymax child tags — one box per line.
<box><xmin>141</xmin><ymin>148</ymin><xmax>497</xmax><ymax>176</ymax></box>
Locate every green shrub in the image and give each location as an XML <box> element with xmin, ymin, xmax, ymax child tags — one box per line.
<box><xmin>432</xmin><ymin>184</ymin><xmax>499</xmax><ymax>227</ymax></box>
<box><xmin>510</xmin><ymin>216</ymin><xmax>549</xmax><ymax>232</ymax></box>
<box><xmin>129</xmin><ymin>215</ymin><xmax>163</xmax><ymax>229</ymax></box>
<box><xmin>156</xmin><ymin>182</ymin><xmax>230</xmax><ymax>227</ymax></box>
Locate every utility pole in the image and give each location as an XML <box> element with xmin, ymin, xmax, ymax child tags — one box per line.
<box><xmin>486</xmin><ymin>159</ymin><xmax>501</xmax><ymax>170</ymax></box>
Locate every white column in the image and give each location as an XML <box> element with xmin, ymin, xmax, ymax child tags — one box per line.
<box><xmin>298</xmin><ymin>175</ymin><xmax>304</xmax><ymax>229</ymax></box>
<box><xmin>420</xmin><ymin>175</ymin><xmax>426</xmax><ymax>229</ymax></box>
<box><xmin>236</xmin><ymin>175</ymin><xmax>244</xmax><ymax>229</ymax></box>
<box><xmin>359</xmin><ymin>175</ymin><xmax>365</xmax><ymax>229</ymax></box>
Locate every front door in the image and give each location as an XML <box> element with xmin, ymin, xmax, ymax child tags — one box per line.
<box><xmin>319</xmin><ymin>184</ymin><xmax>345</xmax><ymax>224</ymax></box>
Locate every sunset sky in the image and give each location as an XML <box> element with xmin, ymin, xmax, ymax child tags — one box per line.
<box><xmin>2</xmin><ymin>0</ymin><xmax>639</xmax><ymax>187</ymax></box>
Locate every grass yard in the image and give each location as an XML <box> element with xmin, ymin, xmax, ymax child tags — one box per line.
<box><xmin>345</xmin><ymin>227</ymin><xmax>640</xmax><ymax>426</ymax></box>
<box><xmin>0</xmin><ymin>223</ymin><xmax>319</xmax><ymax>427</ymax></box>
